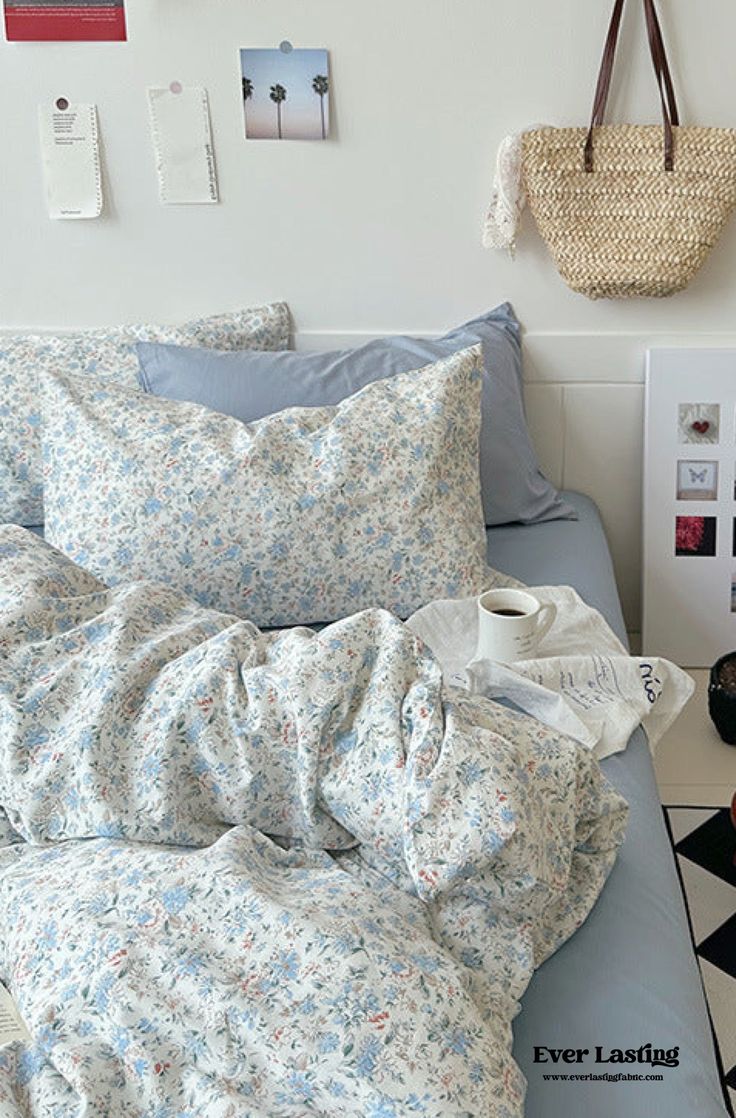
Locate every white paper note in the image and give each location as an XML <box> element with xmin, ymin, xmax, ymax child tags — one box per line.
<box><xmin>38</xmin><ymin>100</ymin><xmax>103</xmax><ymax>220</ymax></box>
<box><xmin>148</xmin><ymin>86</ymin><xmax>218</xmax><ymax>205</ymax></box>
<box><xmin>0</xmin><ymin>983</ymin><xmax>31</xmax><ymax>1048</ymax></box>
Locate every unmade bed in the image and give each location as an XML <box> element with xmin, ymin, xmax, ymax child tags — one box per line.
<box><xmin>2</xmin><ymin>302</ymin><xmax>728</xmax><ymax>1116</ymax></box>
<box><xmin>491</xmin><ymin>491</ymin><xmax>729</xmax><ymax>1118</ymax></box>
<box><xmin>11</xmin><ymin>492</ymin><xmax>729</xmax><ymax>1118</ymax></box>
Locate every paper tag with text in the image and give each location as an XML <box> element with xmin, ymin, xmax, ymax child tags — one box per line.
<box><xmin>148</xmin><ymin>86</ymin><xmax>219</xmax><ymax>205</ymax></box>
<box><xmin>0</xmin><ymin>983</ymin><xmax>31</xmax><ymax>1048</ymax></box>
<box><xmin>38</xmin><ymin>100</ymin><xmax>103</xmax><ymax>219</ymax></box>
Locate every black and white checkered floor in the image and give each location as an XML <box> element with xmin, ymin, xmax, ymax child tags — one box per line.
<box><xmin>664</xmin><ymin>806</ymin><xmax>736</xmax><ymax>1117</ymax></box>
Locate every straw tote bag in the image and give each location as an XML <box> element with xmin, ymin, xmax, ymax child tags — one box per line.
<box><xmin>522</xmin><ymin>0</ymin><xmax>736</xmax><ymax>299</ymax></box>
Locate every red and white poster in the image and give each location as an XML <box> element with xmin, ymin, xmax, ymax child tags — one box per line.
<box><xmin>4</xmin><ymin>1</ymin><xmax>126</xmax><ymax>41</ymax></box>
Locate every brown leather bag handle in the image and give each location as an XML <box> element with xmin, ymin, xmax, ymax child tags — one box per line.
<box><xmin>584</xmin><ymin>0</ymin><xmax>679</xmax><ymax>173</ymax></box>
<box><xmin>644</xmin><ymin>0</ymin><xmax>679</xmax><ymax>131</ymax></box>
<box><xmin>591</xmin><ymin>0</ymin><xmax>679</xmax><ymax>132</ymax></box>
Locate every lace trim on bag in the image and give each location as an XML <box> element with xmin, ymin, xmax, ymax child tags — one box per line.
<box><xmin>482</xmin><ymin>125</ymin><xmax>549</xmax><ymax>253</ymax></box>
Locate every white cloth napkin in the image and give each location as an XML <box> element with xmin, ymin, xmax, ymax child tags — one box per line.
<box><xmin>407</xmin><ymin>586</ymin><xmax>694</xmax><ymax>760</ymax></box>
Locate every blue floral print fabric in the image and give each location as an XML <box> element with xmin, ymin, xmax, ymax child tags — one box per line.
<box><xmin>41</xmin><ymin>345</ymin><xmax>489</xmax><ymax>628</ymax></box>
<box><xmin>0</xmin><ymin>528</ymin><xmax>628</xmax><ymax>1117</ymax></box>
<box><xmin>0</xmin><ymin>301</ymin><xmax>290</xmax><ymax>526</ymax></box>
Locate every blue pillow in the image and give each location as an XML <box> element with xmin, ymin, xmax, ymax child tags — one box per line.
<box><xmin>137</xmin><ymin>304</ymin><xmax>575</xmax><ymax>527</ymax></box>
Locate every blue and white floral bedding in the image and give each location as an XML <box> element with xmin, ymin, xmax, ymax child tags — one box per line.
<box><xmin>0</xmin><ymin>526</ymin><xmax>628</xmax><ymax>1117</ymax></box>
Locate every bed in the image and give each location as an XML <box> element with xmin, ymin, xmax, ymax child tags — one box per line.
<box><xmin>12</xmin><ymin>492</ymin><xmax>729</xmax><ymax>1118</ymax></box>
<box><xmin>0</xmin><ymin>302</ymin><xmax>729</xmax><ymax>1116</ymax></box>
<box><xmin>491</xmin><ymin>491</ymin><xmax>729</xmax><ymax>1118</ymax></box>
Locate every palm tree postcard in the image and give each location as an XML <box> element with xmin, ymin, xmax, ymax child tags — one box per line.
<box><xmin>240</xmin><ymin>48</ymin><xmax>330</xmax><ymax>141</ymax></box>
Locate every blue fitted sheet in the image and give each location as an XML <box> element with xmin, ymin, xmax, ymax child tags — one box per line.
<box><xmin>489</xmin><ymin>492</ymin><xmax>728</xmax><ymax>1118</ymax></box>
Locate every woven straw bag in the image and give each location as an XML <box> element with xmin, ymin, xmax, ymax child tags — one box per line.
<box><xmin>522</xmin><ymin>0</ymin><xmax>736</xmax><ymax>299</ymax></box>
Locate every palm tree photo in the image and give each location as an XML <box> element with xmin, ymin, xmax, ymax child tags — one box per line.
<box><xmin>240</xmin><ymin>49</ymin><xmax>329</xmax><ymax>140</ymax></box>
<box><xmin>269</xmin><ymin>83</ymin><xmax>287</xmax><ymax>139</ymax></box>
<box><xmin>312</xmin><ymin>74</ymin><xmax>329</xmax><ymax>139</ymax></box>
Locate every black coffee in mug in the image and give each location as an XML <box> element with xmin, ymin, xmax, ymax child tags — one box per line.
<box><xmin>491</xmin><ymin>608</ymin><xmax>526</xmax><ymax>617</ymax></box>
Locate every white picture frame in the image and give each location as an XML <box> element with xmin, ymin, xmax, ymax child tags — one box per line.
<box><xmin>643</xmin><ymin>348</ymin><xmax>736</xmax><ymax>666</ymax></box>
<box><xmin>676</xmin><ymin>460</ymin><xmax>719</xmax><ymax>502</ymax></box>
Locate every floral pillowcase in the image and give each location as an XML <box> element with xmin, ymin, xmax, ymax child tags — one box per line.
<box><xmin>0</xmin><ymin>302</ymin><xmax>290</xmax><ymax>527</ymax></box>
<box><xmin>40</xmin><ymin>344</ymin><xmax>490</xmax><ymax>628</ymax></box>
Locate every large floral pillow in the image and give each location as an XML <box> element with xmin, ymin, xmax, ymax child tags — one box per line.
<box><xmin>0</xmin><ymin>302</ymin><xmax>290</xmax><ymax>527</ymax></box>
<box><xmin>40</xmin><ymin>345</ymin><xmax>489</xmax><ymax>627</ymax></box>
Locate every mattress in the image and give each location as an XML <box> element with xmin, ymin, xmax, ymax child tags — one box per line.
<box><xmin>490</xmin><ymin>492</ymin><xmax>729</xmax><ymax>1118</ymax></box>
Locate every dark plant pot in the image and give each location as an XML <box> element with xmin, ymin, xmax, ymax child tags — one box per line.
<box><xmin>708</xmin><ymin>652</ymin><xmax>736</xmax><ymax>746</ymax></box>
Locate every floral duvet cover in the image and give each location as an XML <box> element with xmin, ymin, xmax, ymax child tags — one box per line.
<box><xmin>0</xmin><ymin>526</ymin><xmax>627</xmax><ymax>1117</ymax></box>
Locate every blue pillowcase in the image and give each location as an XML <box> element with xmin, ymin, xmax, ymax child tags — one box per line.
<box><xmin>136</xmin><ymin>304</ymin><xmax>575</xmax><ymax>527</ymax></box>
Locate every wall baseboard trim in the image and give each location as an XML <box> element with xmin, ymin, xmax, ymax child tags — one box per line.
<box><xmin>297</xmin><ymin>330</ymin><xmax>736</xmax><ymax>386</ymax></box>
<box><xmin>6</xmin><ymin>324</ymin><xmax>736</xmax><ymax>389</ymax></box>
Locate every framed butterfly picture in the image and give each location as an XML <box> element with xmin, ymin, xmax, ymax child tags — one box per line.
<box><xmin>644</xmin><ymin>349</ymin><xmax>736</xmax><ymax>665</ymax></box>
<box><xmin>676</xmin><ymin>460</ymin><xmax>719</xmax><ymax>502</ymax></box>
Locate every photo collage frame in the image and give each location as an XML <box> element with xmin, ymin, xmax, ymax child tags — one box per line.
<box><xmin>643</xmin><ymin>349</ymin><xmax>736</xmax><ymax>666</ymax></box>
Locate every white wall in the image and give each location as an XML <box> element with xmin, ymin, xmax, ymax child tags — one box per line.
<box><xmin>3</xmin><ymin>0</ymin><xmax>736</xmax><ymax>634</ymax></box>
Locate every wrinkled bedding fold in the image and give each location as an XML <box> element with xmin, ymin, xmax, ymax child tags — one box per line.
<box><xmin>0</xmin><ymin>526</ymin><xmax>628</xmax><ymax>1117</ymax></box>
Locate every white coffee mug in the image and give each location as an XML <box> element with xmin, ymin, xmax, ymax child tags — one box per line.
<box><xmin>476</xmin><ymin>588</ymin><xmax>556</xmax><ymax>663</ymax></box>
